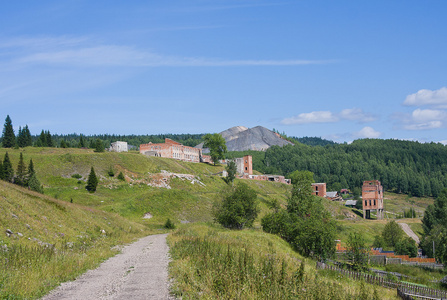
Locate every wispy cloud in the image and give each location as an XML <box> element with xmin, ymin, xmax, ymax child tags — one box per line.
<box><xmin>281</xmin><ymin>111</ymin><xmax>338</xmax><ymax>125</ymax></box>
<box><xmin>281</xmin><ymin>108</ymin><xmax>376</xmax><ymax>125</ymax></box>
<box><xmin>403</xmin><ymin>87</ymin><xmax>447</xmax><ymax>108</ymax></box>
<box><xmin>2</xmin><ymin>36</ymin><xmax>334</xmax><ymax>68</ymax></box>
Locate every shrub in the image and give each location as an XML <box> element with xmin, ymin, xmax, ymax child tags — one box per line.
<box><xmin>117</xmin><ymin>172</ymin><xmax>125</xmax><ymax>181</ymax></box>
<box><xmin>107</xmin><ymin>166</ymin><xmax>115</xmax><ymax>177</ymax></box>
<box><xmin>71</xmin><ymin>174</ymin><xmax>82</xmax><ymax>179</ymax></box>
<box><xmin>213</xmin><ymin>182</ymin><xmax>259</xmax><ymax>229</ymax></box>
<box><xmin>164</xmin><ymin>218</ymin><xmax>176</xmax><ymax>229</ymax></box>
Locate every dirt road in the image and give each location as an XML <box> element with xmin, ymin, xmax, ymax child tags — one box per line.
<box><xmin>397</xmin><ymin>222</ymin><xmax>420</xmax><ymax>244</ymax></box>
<box><xmin>42</xmin><ymin>233</ymin><xmax>174</xmax><ymax>300</ymax></box>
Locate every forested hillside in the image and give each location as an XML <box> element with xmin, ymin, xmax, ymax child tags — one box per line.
<box><xmin>251</xmin><ymin>139</ymin><xmax>447</xmax><ymax>197</ymax></box>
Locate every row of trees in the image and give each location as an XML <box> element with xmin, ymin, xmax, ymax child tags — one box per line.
<box><xmin>420</xmin><ymin>189</ymin><xmax>447</xmax><ymax>263</ymax></box>
<box><xmin>254</xmin><ymin>139</ymin><xmax>447</xmax><ymax>197</ymax></box>
<box><xmin>1</xmin><ymin>115</ymin><xmax>205</xmax><ymax>149</ymax></box>
<box><xmin>0</xmin><ymin>152</ymin><xmax>43</xmax><ymax>193</ymax></box>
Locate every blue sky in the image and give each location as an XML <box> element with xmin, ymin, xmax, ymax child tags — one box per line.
<box><xmin>1</xmin><ymin>1</ymin><xmax>447</xmax><ymax>144</ymax></box>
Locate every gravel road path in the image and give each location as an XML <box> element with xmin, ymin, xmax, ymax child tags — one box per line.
<box><xmin>397</xmin><ymin>222</ymin><xmax>420</xmax><ymax>244</ymax></box>
<box><xmin>42</xmin><ymin>233</ymin><xmax>174</xmax><ymax>300</ymax></box>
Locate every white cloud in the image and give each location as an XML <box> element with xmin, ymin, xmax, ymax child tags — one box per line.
<box><xmin>396</xmin><ymin>108</ymin><xmax>447</xmax><ymax>130</ymax></box>
<box><xmin>403</xmin><ymin>121</ymin><xmax>443</xmax><ymax>130</ymax></box>
<box><xmin>281</xmin><ymin>111</ymin><xmax>338</xmax><ymax>125</ymax></box>
<box><xmin>411</xmin><ymin>108</ymin><xmax>447</xmax><ymax>122</ymax></box>
<box><xmin>339</xmin><ymin>108</ymin><xmax>376</xmax><ymax>122</ymax></box>
<box><xmin>281</xmin><ymin>108</ymin><xmax>376</xmax><ymax>125</ymax></box>
<box><xmin>404</xmin><ymin>87</ymin><xmax>447</xmax><ymax>108</ymax></box>
<box><xmin>353</xmin><ymin>126</ymin><xmax>381</xmax><ymax>139</ymax></box>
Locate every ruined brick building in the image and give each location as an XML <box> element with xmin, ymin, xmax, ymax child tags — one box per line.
<box><xmin>234</xmin><ymin>155</ymin><xmax>291</xmax><ymax>184</ymax></box>
<box><xmin>362</xmin><ymin>180</ymin><xmax>384</xmax><ymax>219</ymax></box>
<box><xmin>311</xmin><ymin>183</ymin><xmax>327</xmax><ymax>197</ymax></box>
<box><xmin>139</xmin><ymin>138</ymin><xmax>211</xmax><ymax>163</ymax></box>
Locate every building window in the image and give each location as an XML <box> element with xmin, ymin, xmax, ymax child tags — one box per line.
<box><xmin>365</xmin><ymin>200</ymin><xmax>367</xmax><ymax>206</ymax></box>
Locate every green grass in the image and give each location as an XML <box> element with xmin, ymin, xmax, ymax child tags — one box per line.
<box><xmin>167</xmin><ymin>223</ymin><xmax>398</xmax><ymax>299</ymax></box>
<box><xmin>0</xmin><ymin>181</ymin><xmax>154</xmax><ymax>299</ymax></box>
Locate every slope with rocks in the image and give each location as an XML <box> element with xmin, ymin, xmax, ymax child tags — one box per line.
<box><xmin>197</xmin><ymin>125</ymin><xmax>293</xmax><ymax>152</ymax></box>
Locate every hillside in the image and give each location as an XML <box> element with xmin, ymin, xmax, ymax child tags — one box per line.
<box><xmin>197</xmin><ymin>125</ymin><xmax>293</xmax><ymax>152</ymax></box>
<box><xmin>0</xmin><ymin>147</ymin><xmax>292</xmax><ymax>225</ymax></box>
<box><xmin>0</xmin><ymin>180</ymin><xmax>150</xmax><ymax>299</ymax></box>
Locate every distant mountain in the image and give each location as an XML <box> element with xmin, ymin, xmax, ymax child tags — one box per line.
<box><xmin>197</xmin><ymin>126</ymin><xmax>293</xmax><ymax>152</ymax></box>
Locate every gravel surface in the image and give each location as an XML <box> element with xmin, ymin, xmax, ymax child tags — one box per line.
<box><xmin>398</xmin><ymin>222</ymin><xmax>420</xmax><ymax>244</ymax></box>
<box><xmin>41</xmin><ymin>233</ymin><xmax>174</xmax><ymax>300</ymax></box>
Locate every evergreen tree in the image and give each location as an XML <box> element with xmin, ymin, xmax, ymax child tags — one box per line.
<box><xmin>23</xmin><ymin>125</ymin><xmax>32</xmax><ymax>147</ymax></box>
<box><xmin>60</xmin><ymin>140</ymin><xmax>67</xmax><ymax>148</ymax></box>
<box><xmin>2</xmin><ymin>115</ymin><xmax>16</xmax><ymax>148</ymax></box>
<box><xmin>0</xmin><ymin>160</ymin><xmax>3</xmax><ymax>180</ymax></box>
<box><xmin>26</xmin><ymin>159</ymin><xmax>35</xmax><ymax>185</ymax></box>
<box><xmin>94</xmin><ymin>138</ymin><xmax>105</xmax><ymax>152</ymax></box>
<box><xmin>15</xmin><ymin>152</ymin><xmax>27</xmax><ymax>186</ymax></box>
<box><xmin>45</xmin><ymin>130</ymin><xmax>54</xmax><ymax>147</ymax></box>
<box><xmin>86</xmin><ymin>167</ymin><xmax>99</xmax><ymax>192</ymax></box>
<box><xmin>2</xmin><ymin>152</ymin><xmax>14</xmax><ymax>182</ymax></box>
<box><xmin>17</xmin><ymin>126</ymin><xmax>25</xmax><ymax>147</ymax></box>
<box><xmin>79</xmin><ymin>135</ymin><xmax>86</xmax><ymax>148</ymax></box>
<box><xmin>28</xmin><ymin>173</ymin><xmax>43</xmax><ymax>193</ymax></box>
<box><xmin>35</xmin><ymin>130</ymin><xmax>46</xmax><ymax>147</ymax></box>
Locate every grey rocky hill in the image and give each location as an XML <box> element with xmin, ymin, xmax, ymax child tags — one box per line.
<box><xmin>197</xmin><ymin>126</ymin><xmax>293</xmax><ymax>152</ymax></box>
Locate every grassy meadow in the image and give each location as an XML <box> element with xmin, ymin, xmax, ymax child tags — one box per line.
<box><xmin>0</xmin><ymin>147</ymin><xmax>440</xmax><ymax>298</ymax></box>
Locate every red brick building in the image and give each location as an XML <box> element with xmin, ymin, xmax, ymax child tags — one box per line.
<box><xmin>312</xmin><ymin>183</ymin><xmax>327</xmax><ymax>197</ymax></box>
<box><xmin>140</xmin><ymin>138</ymin><xmax>207</xmax><ymax>163</ymax></box>
<box><xmin>362</xmin><ymin>180</ymin><xmax>384</xmax><ymax>219</ymax></box>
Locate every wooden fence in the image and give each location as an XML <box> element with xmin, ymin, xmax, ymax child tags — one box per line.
<box><xmin>316</xmin><ymin>262</ymin><xmax>447</xmax><ymax>299</ymax></box>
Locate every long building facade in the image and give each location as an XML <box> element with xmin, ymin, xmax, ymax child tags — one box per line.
<box><xmin>139</xmin><ymin>138</ymin><xmax>210</xmax><ymax>163</ymax></box>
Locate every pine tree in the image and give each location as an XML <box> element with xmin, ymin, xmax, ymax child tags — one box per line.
<box><xmin>15</xmin><ymin>152</ymin><xmax>27</xmax><ymax>186</ymax></box>
<box><xmin>35</xmin><ymin>130</ymin><xmax>46</xmax><ymax>147</ymax></box>
<box><xmin>2</xmin><ymin>152</ymin><xmax>14</xmax><ymax>182</ymax></box>
<box><xmin>28</xmin><ymin>173</ymin><xmax>43</xmax><ymax>193</ymax></box>
<box><xmin>94</xmin><ymin>138</ymin><xmax>105</xmax><ymax>152</ymax></box>
<box><xmin>79</xmin><ymin>135</ymin><xmax>86</xmax><ymax>148</ymax></box>
<box><xmin>86</xmin><ymin>167</ymin><xmax>99</xmax><ymax>192</ymax></box>
<box><xmin>2</xmin><ymin>115</ymin><xmax>16</xmax><ymax>148</ymax></box>
<box><xmin>23</xmin><ymin>125</ymin><xmax>32</xmax><ymax>147</ymax></box>
<box><xmin>17</xmin><ymin>126</ymin><xmax>25</xmax><ymax>147</ymax></box>
<box><xmin>26</xmin><ymin>159</ymin><xmax>35</xmax><ymax>186</ymax></box>
<box><xmin>45</xmin><ymin>130</ymin><xmax>54</xmax><ymax>147</ymax></box>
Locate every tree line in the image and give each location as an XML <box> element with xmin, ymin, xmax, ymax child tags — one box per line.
<box><xmin>0</xmin><ymin>115</ymin><xmax>206</xmax><ymax>149</ymax></box>
<box><xmin>0</xmin><ymin>152</ymin><xmax>43</xmax><ymax>193</ymax></box>
<box><xmin>250</xmin><ymin>138</ymin><xmax>447</xmax><ymax>197</ymax></box>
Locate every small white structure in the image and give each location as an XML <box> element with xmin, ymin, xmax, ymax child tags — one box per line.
<box><xmin>110</xmin><ymin>141</ymin><xmax>128</xmax><ymax>152</ymax></box>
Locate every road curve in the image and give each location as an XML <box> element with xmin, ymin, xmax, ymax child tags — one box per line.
<box><xmin>41</xmin><ymin>233</ymin><xmax>174</xmax><ymax>300</ymax></box>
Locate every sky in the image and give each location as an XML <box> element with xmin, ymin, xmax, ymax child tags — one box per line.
<box><xmin>1</xmin><ymin>1</ymin><xmax>447</xmax><ymax>144</ymax></box>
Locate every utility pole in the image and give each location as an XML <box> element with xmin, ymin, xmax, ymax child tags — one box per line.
<box><xmin>433</xmin><ymin>241</ymin><xmax>435</xmax><ymax>261</ymax></box>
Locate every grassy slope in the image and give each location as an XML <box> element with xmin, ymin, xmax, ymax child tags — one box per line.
<box><xmin>0</xmin><ymin>181</ymin><xmax>153</xmax><ymax>299</ymax></box>
<box><xmin>0</xmin><ymin>148</ymin><xmax>292</xmax><ymax>226</ymax></box>
<box><xmin>0</xmin><ymin>147</ymin><xmax>436</xmax><ymax>298</ymax></box>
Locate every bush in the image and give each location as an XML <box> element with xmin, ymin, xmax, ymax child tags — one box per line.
<box><xmin>117</xmin><ymin>172</ymin><xmax>125</xmax><ymax>181</ymax></box>
<box><xmin>71</xmin><ymin>174</ymin><xmax>82</xmax><ymax>179</ymax></box>
<box><xmin>213</xmin><ymin>182</ymin><xmax>259</xmax><ymax>229</ymax></box>
<box><xmin>107</xmin><ymin>166</ymin><xmax>115</xmax><ymax>177</ymax></box>
<box><xmin>164</xmin><ymin>218</ymin><xmax>176</xmax><ymax>229</ymax></box>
